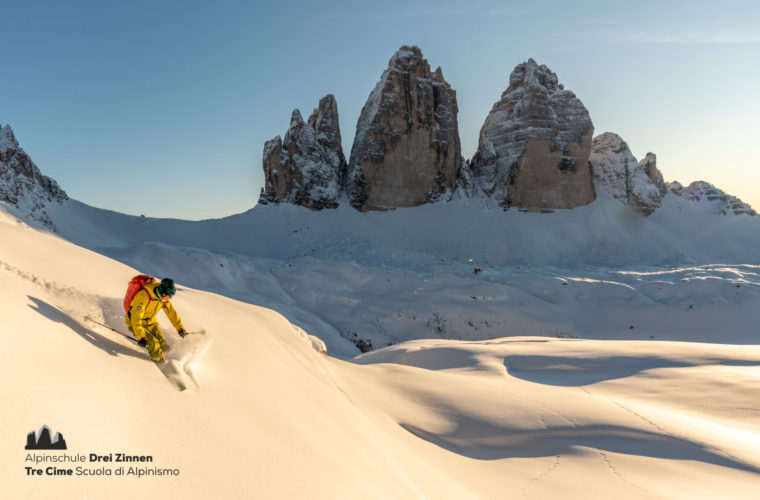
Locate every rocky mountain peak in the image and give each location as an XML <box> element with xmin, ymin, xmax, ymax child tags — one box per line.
<box><xmin>506</xmin><ymin>58</ymin><xmax>563</xmax><ymax>94</ymax></box>
<box><xmin>0</xmin><ymin>123</ymin><xmax>68</xmax><ymax>227</ymax></box>
<box><xmin>639</xmin><ymin>152</ymin><xmax>667</xmax><ymax>197</ymax></box>
<box><xmin>0</xmin><ymin>124</ymin><xmax>20</xmax><ymax>159</ymax></box>
<box><xmin>388</xmin><ymin>45</ymin><xmax>425</xmax><ymax>70</ymax></box>
<box><xmin>289</xmin><ymin>109</ymin><xmax>306</xmax><ymax>128</ymax></box>
<box><xmin>669</xmin><ymin>180</ymin><xmax>756</xmax><ymax>216</ymax></box>
<box><xmin>307</xmin><ymin>94</ymin><xmax>345</xmax><ymax>169</ymax></box>
<box><xmin>346</xmin><ymin>45</ymin><xmax>462</xmax><ymax>211</ymax></box>
<box><xmin>257</xmin><ymin>49</ymin><xmax>754</xmax><ymax>219</ymax></box>
<box><xmin>470</xmin><ymin>59</ymin><xmax>595</xmax><ymax>211</ymax></box>
<box><xmin>259</xmin><ymin>95</ymin><xmax>347</xmax><ymax>210</ymax></box>
<box><xmin>588</xmin><ymin>132</ymin><xmax>665</xmax><ymax>215</ymax></box>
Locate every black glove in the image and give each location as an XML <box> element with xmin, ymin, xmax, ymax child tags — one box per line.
<box><xmin>137</xmin><ymin>337</ymin><xmax>147</xmax><ymax>348</ymax></box>
<box><xmin>178</xmin><ymin>329</ymin><xmax>187</xmax><ymax>338</ymax></box>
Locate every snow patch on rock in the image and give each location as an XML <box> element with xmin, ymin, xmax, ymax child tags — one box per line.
<box><xmin>260</xmin><ymin>95</ymin><xmax>346</xmax><ymax>210</ymax></box>
<box><xmin>589</xmin><ymin>132</ymin><xmax>664</xmax><ymax>216</ymax></box>
<box><xmin>470</xmin><ymin>59</ymin><xmax>595</xmax><ymax>210</ymax></box>
<box><xmin>0</xmin><ymin>124</ymin><xmax>68</xmax><ymax>228</ymax></box>
<box><xmin>669</xmin><ymin>180</ymin><xmax>756</xmax><ymax>216</ymax></box>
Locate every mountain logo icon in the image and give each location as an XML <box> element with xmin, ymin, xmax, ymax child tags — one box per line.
<box><xmin>25</xmin><ymin>425</ymin><xmax>67</xmax><ymax>450</ymax></box>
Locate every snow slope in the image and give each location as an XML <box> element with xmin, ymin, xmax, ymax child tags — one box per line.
<box><xmin>12</xmin><ymin>192</ymin><xmax>758</xmax><ymax>356</ymax></box>
<box><xmin>2</xmin><ymin>206</ymin><xmax>760</xmax><ymax>498</ymax></box>
<box><xmin>0</xmin><ymin>209</ymin><xmax>474</xmax><ymax>498</ymax></box>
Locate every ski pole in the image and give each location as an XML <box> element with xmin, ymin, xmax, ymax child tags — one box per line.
<box><xmin>84</xmin><ymin>316</ymin><xmax>139</xmax><ymax>344</ymax></box>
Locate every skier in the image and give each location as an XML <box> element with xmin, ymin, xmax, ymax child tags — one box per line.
<box><xmin>124</xmin><ymin>277</ymin><xmax>187</xmax><ymax>363</ymax></box>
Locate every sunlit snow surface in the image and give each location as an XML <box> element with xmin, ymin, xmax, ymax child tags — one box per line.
<box><xmin>36</xmin><ymin>192</ymin><xmax>760</xmax><ymax>356</ymax></box>
<box><xmin>2</xmin><ymin>196</ymin><xmax>760</xmax><ymax>498</ymax></box>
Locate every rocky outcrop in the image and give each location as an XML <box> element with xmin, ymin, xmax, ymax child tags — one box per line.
<box><xmin>470</xmin><ymin>59</ymin><xmax>595</xmax><ymax>211</ymax></box>
<box><xmin>346</xmin><ymin>46</ymin><xmax>462</xmax><ymax>211</ymax></box>
<box><xmin>258</xmin><ymin>50</ymin><xmax>754</xmax><ymax>221</ymax></box>
<box><xmin>589</xmin><ymin>132</ymin><xmax>664</xmax><ymax>215</ymax></box>
<box><xmin>639</xmin><ymin>152</ymin><xmax>667</xmax><ymax>198</ymax></box>
<box><xmin>0</xmin><ymin>124</ymin><xmax>67</xmax><ymax>227</ymax></box>
<box><xmin>259</xmin><ymin>95</ymin><xmax>346</xmax><ymax>210</ymax></box>
<box><xmin>669</xmin><ymin>180</ymin><xmax>756</xmax><ymax>216</ymax></box>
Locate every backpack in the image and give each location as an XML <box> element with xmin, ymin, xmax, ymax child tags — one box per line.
<box><xmin>123</xmin><ymin>274</ymin><xmax>156</xmax><ymax>312</ymax></box>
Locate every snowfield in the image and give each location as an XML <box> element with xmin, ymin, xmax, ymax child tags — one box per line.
<box><xmin>33</xmin><ymin>192</ymin><xmax>760</xmax><ymax>356</ymax></box>
<box><xmin>2</xmin><ymin>194</ymin><xmax>760</xmax><ymax>498</ymax></box>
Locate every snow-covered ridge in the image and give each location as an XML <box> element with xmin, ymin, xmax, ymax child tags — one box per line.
<box><xmin>260</xmin><ymin>47</ymin><xmax>755</xmax><ymax>217</ymax></box>
<box><xmin>0</xmin><ymin>123</ymin><xmax>67</xmax><ymax>228</ymax></box>
<box><xmin>669</xmin><ymin>180</ymin><xmax>757</xmax><ymax>216</ymax></box>
<box><xmin>3</xmin><ymin>200</ymin><xmax>760</xmax><ymax>498</ymax></box>
<box><xmin>590</xmin><ymin>132</ymin><xmax>667</xmax><ymax>215</ymax></box>
<box><xmin>2</xmin><ymin>117</ymin><xmax>759</xmax><ymax>357</ymax></box>
<box><xmin>24</xmin><ymin>194</ymin><xmax>760</xmax><ymax>357</ymax></box>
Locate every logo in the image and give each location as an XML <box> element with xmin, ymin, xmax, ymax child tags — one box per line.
<box><xmin>25</xmin><ymin>425</ymin><xmax>67</xmax><ymax>450</ymax></box>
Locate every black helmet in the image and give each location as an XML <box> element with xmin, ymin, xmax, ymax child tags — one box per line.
<box><xmin>158</xmin><ymin>278</ymin><xmax>176</xmax><ymax>297</ymax></box>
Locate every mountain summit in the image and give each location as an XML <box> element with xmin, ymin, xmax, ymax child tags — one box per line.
<box><xmin>346</xmin><ymin>46</ymin><xmax>463</xmax><ymax>211</ymax></box>
<box><xmin>470</xmin><ymin>58</ymin><xmax>596</xmax><ymax>211</ymax></box>
<box><xmin>589</xmin><ymin>132</ymin><xmax>667</xmax><ymax>215</ymax></box>
<box><xmin>259</xmin><ymin>94</ymin><xmax>347</xmax><ymax>210</ymax></box>
<box><xmin>258</xmin><ymin>48</ymin><xmax>754</xmax><ymax>219</ymax></box>
<box><xmin>0</xmin><ymin>124</ymin><xmax>67</xmax><ymax>227</ymax></box>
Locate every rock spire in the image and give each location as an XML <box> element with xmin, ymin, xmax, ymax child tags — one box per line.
<box><xmin>260</xmin><ymin>94</ymin><xmax>346</xmax><ymax>210</ymax></box>
<box><xmin>470</xmin><ymin>59</ymin><xmax>595</xmax><ymax>211</ymax></box>
<box><xmin>589</xmin><ymin>132</ymin><xmax>665</xmax><ymax>215</ymax></box>
<box><xmin>346</xmin><ymin>46</ymin><xmax>462</xmax><ymax>211</ymax></box>
<box><xmin>0</xmin><ymin>124</ymin><xmax>67</xmax><ymax>227</ymax></box>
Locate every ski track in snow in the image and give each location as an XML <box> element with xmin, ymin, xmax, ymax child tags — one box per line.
<box><xmin>1</xmin><ymin>254</ymin><xmax>210</xmax><ymax>391</ymax></box>
<box><xmin>4</xmin><ymin>198</ymin><xmax>760</xmax><ymax>497</ymax></box>
<box><xmin>15</xmin><ymin>195</ymin><xmax>756</xmax><ymax>357</ymax></box>
<box><xmin>520</xmin><ymin>454</ymin><xmax>562</xmax><ymax>499</ymax></box>
<box><xmin>579</xmin><ymin>380</ymin><xmax>760</xmax><ymax>478</ymax></box>
<box><xmin>597</xmin><ymin>450</ymin><xmax>663</xmax><ymax>499</ymax></box>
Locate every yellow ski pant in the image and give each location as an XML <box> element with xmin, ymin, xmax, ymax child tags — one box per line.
<box><xmin>126</xmin><ymin>318</ymin><xmax>168</xmax><ymax>363</ymax></box>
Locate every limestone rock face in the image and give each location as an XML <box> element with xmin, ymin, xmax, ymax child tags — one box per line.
<box><xmin>589</xmin><ymin>132</ymin><xmax>664</xmax><ymax>215</ymax></box>
<box><xmin>347</xmin><ymin>46</ymin><xmax>462</xmax><ymax>211</ymax></box>
<box><xmin>669</xmin><ymin>180</ymin><xmax>756</xmax><ymax>216</ymax></box>
<box><xmin>308</xmin><ymin>94</ymin><xmax>346</xmax><ymax>175</ymax></box>
<box><xmin>260</xmin><ymin>95</ymin><xmax>346</xmax><ymax>210</ymax></box>
<box><xmin>639</xmin><ymin>152</ymin><xmax>667</xmax><ymax>198</ymax></box>
<box><xmin>0</xmin><ymin>124</ymin><xmax>67</xmax><ymax>227</ymax></box>
<box><xmin>470</xmin><ymin>59</ymin><xmax>595</xmax><ymax>211</ymax></box>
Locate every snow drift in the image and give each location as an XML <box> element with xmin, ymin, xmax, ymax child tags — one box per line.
<box><xmin>3</xmin><ymin>206</ymin><xmax>760</xmax><ymax>499</ymax></box>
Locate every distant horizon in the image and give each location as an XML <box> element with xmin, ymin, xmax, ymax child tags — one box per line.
<box><xmin>2</xmin><ymin>1</ymin><xmax>757</xmax><ymax>219</ymax></box>
<box><xmin>4</xmin><ymin>111</ymin><xmax>756</xmax><ymax>221</ymax></box>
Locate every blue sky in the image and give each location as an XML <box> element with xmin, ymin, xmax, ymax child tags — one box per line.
<box><xmin>2</xmin><ymin>0</ymin><xmax>758</xmax><ymax>219</ymax></box>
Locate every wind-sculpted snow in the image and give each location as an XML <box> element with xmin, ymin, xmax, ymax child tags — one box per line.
<box><xmin>348</xmin><ymin>338</ymin><xmax>760</xmax><ymax>497</ymax></box>
<box><xmin>4</xmin><ymin>195</ymin><xmax>760</xmax><ymax>498</ymax></box>
<box><xmin>25</xmin><ymin>192</ymin><xmax>759</xmax><ymax>357</ymax></box>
